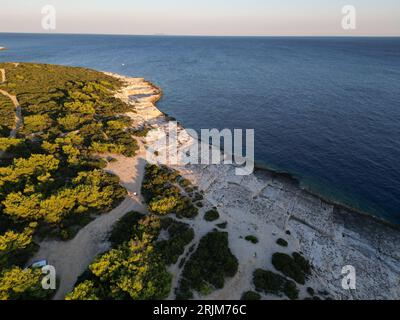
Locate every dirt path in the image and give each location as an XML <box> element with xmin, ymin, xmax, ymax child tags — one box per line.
<box><xmin>0</xmin><ymin>68</ymin><xmax>5</xmax><ymax>83</ymax></box>
<box><xmin>0</xmin><ymin>68</ymin><xmax>24</xmax><ymax>160</ymax></box>
<box><xmin>0</xmin><ymin>68</ymin><xmax>23</xmax><ymax>139</ymax></box>
<box><xmin>0</xmin><ymin>89</ymin><xmax>23</xmax><ymax>138</ymax></box>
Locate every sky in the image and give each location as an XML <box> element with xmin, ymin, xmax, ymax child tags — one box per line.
<box><xmin>0</xmin><ymin>0</ymin><xmax>399</xmax><ymax>36</ymax></box>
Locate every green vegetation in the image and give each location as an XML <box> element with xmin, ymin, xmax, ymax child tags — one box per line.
<box><xmin>0</xmin><ymin>222</ymin><xmax>38</xmax><ymax>269</ymax></box>
<box><xmin>0</xmin><ymin>62</ymin><xmax>143</xmax><ymax>298</ymax></box>
<box><xmin>156</xmin><ymin>218</ymin><xmax>194</xmax><ymax>265</ymax></box>
<box><xmin>0</xmin><ymin>94</ymin><xmax>15</xmax><ymax>137</ymax></box>
<box><xmin>131</xmin><ymin>126</ymin><xmax>151</xmax><ymax>137</ymax></box>
<box><xmin>245</xmin><ymin>235</ymin><xmax>259</xmax><ymax>244</ymax></box>
<box><xmin>204</xmin><ymin>209</ymin><xmax>219</xmax><ymax>222</ymax></box>
<box><xmin>253</xmin><ymin>269</ymin><xmax>299</xmax><ymax>300</ymax></box>
<box><xmin>142</xmin><ymin>164</ymin><xmax>199</xmax><ymax>218</ymax></box>
<box><xmin>276</xmin><ymin>238</ymin><xmax>288</xmax><ymax>247</ymax></box>
<box><xmin>241</xmin><ymin>291</ymin><xmax>261</xmax><ymax>300</ymax></box>
<box><xmin>108</xmin><ymin>211</ymin><xmax>145</xmax><ymax>247</ymax></box>
<box><xmin>68</xmin><ymin>208</ymin><xmax>194</xmax><ymax>300</ymax></box>
<box><xmin>271</xmin><ymin>252</ymin><xmax>311</xmax><ymax>285</ymax></box>
<box><xmin>216</xmin><ymin>222</ymin><xmax>228</xmax><ymax>229</ymax></box>
<box><xmin>307</xmin><ymin>287</ymin><xmax>315</xmax><ymax>296</ymax></box>
<box><xmin>66</xmin><ymin>214</ymin><xmax>172</xmax><ymax>300</ymax></box>
<box><xmin>0</xmin><ymin>63</ymin><xmax>134</xmax><ymax>235</ymax></box>
<box><xmin>176</xmin><ymin>231</ymin><xmax>238</xmax><ymax>299</ymax></box>
<box><xmin>0</xmin><ymin>266</ymin><xmax>54</xmax><ymax>300</ymax></box>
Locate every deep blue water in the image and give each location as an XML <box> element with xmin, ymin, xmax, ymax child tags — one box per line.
<box><xmin>1</xmin><ymin>33</ymin><xmax>399</xmax><ymax>224</ymax></box>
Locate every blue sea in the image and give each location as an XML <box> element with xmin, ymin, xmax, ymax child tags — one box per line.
<box><xmin>1</xmin><ymin>33</ymin><xmax>399</xmax><ymax>224</ymax></box>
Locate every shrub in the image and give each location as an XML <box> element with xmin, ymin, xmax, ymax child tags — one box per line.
<box><xmin>276</xmin><ymin>238</ymin><xmax>288</xmax><ymax>247</ymax></box>
<box><xmin>216</xmin><ymin>222</ymin><xmax>228</xmax><ymax>229</ymax></box>
<box><xmin>271</xmin><ymin>252</ymin><xmax>311</xmax><ymax>285</ymax></box>
<box><xmin>0</xmin><ymin>267</ymin><xmax>55</xmax><ymax>300</ymax></box>
<box><xmin>253</xmin><ymin>269</ymin><xmax>299</xmax><ymax>300</ymax></box>
<box><xmin>131</xmin><ymin>126</ymin><xmax>151</xmax><ymax>137</ymax></box>
<box><xmin>109</xmin><ymin>211</ymin><xmax>144</xmax><ymax>247</ymax></box>
<box><xmin>68</xmin><ymin>215</ymin><xmax>172</xmax><ymax>300</ymax></box>
<box><xmin>156</xmin><ymin>218</ymin><xmax>194</xmax><ymax>265</ymax></box>
<box><xmin>204</xmin><ymin>209</ymin><xmax>219</xmax><ymax>222</ymax></box>
<box><xmin>245</xmin><ymin>235</ymin><xmax>259</xmax><ymax>244</ymax></box>
<box><xmin>241</xmin><ymin>291</ymin><xmax>261</xmax><ymax>300</ymax></box>
<box><xmin>142</xmin><ymin>164</ymin><xmax>198</xmax><ymax>218</ymax></box>
<box><xmin>293</xmin><ymin>252</ymin><xmax>311</xmax><ymax>275</ymax></box>
<box><xmin>176</xmin><ymin>231</ymin><xmax>238</xmax><ymax>298</ymax></box>
<box><xmin>149</xmin><ymin>196</ymin><xmax>179</xmax><ymax>215</ymax></box>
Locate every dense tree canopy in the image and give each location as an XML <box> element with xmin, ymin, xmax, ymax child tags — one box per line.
<box><xmin>0</xmin><ymin>63</ymin><xmax>138</xmax><ymax>297</ymax></box>
<box><xmin>0</xmin><ymin>266</ymin><xmax>52</xmax><ymax>300</ymax></box>
<box><xmin>66</xmin><ymin>214</ymin><xmax>173</xmax><ymax>300</ymax></box>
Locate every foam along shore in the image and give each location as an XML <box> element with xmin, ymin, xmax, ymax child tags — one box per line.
<box><xmin>110</xmin><ymin>72</ymin><xmax>400</xmax><ymax>300</ymax></box>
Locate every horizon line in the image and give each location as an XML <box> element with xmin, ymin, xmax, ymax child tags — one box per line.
<box><xmin>1</xmin><ymin>31</ymin><xmax>400</xmax><ymax>38</ymax></box>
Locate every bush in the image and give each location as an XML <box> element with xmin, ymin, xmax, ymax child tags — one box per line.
<box><xmin>293</xmin><ymin>252</ymin><xmax>311</xmax><ymax>275</ymax></box>
<box><xmin>142</xmin><ymin>164</ymin><xmax>198</xmax><ymax>218</ymax></box>
<box><xmin>241</xmin><ymin>291</ymin><xmax>261</xmax><ymax>300</ymax></box>
<box><xmin>271</xmin><ymin>252</ymin><xmax>311</xmax><ymax>285</ymax></box>
<box><xmin>109</xmin><ymin>211</ymin><xmax>144</xmax><ymax>246</ymax></box>
<box><xmin>204</xmin><ymin>209</ymin><xmax>219</xmax><ymax>222</ymax></box>
<box><xmin>253</xmin><ymin>269</ymin><xmax>299</xmax><ymax>300</ymax></box>
<box><xmin>307</xmin><ymin>287</ymin><xmax>315</xmax><ymax>296</ymax></box>
<box><xmin>216</xmin><ymin>222</ymin><xmax>227</xmax><ymax>229</ymax></box>
<box><xmin>131</xmin><ymin>126</ymin><xmax>151</xmax><ymax>137</ymax></box>
<box><xmin>156</xmin><ymin>218</ymin><xmax>194</xmax><ymax>265</ymax></box>
<box><xmin>68</xmin><ymin>215</ymin><xmax>172</xmax><ymax>300</ymax></box>
<box><xmin>276</xmin><ymin>238</ymin><xmax>288</xmax><ymax>247</ymax></box>
<box><xmin>245</xmin><ymin>235</ymin><xmax>259</xmax><ymax>244</ymax></box>
<box><xmin>0</xmin><ymin>267</ymin><xmax>55</xmax><ymax>300</ymax></box>
<box><xmin>176</xmin><ymin>231</ymin><xmax>238</xmax><ymax>298</ymax></box>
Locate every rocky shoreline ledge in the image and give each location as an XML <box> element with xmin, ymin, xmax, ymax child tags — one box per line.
<box><xmin>111</xmin><ymin>72</ymin><xmax>400</xmax><ymax>300</ymax></box>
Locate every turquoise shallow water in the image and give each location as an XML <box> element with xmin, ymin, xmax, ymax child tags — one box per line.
<box><xmin>1</xmin><ymin>34</ymin><xmax>400</xmax><ymax>224</ymax></box>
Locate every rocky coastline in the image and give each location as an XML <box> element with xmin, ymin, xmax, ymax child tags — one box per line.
<box><xmin>112</xmin><ymin>72</ymin><xmax>400</xmax><ymax>300</ymax></box>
